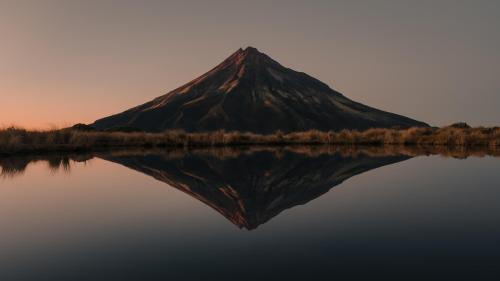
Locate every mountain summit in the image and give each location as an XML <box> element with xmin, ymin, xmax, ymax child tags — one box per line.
<box><xmin>92</xmin><ymin>47</ymin><xmax>427</xmax><ymax>133</ymax></box>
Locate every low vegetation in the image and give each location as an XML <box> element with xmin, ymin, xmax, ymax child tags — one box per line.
<box><xmin>0</xmin><ymin>125</ymin><xmax>499</xmax><ymax>155</ymax></box>
<box><xmin>2</xmin><ymin>145</ymin><xmax>499</xmax><ymax>178</ymax></box>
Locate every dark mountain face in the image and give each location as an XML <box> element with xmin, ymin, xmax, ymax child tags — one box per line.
<box><xmin>101</xmin><ymin>148</ymin><xmax>410</xmax><ymax>230</ymax></box>
<box><xmin>92</xmin><ymin>47</ymin><xmax>428</xmax><ymax>133</ymax></box>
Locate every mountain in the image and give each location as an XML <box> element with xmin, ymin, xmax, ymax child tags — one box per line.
<box><xmin>101</xmin><ymin>148</ymin><xmax>410</xmax><ymax>230</ymax></box>
<box><xmin>92</xmin><ymin>47</ymin><xmax>427</xmax><ymax>133</ymax></box>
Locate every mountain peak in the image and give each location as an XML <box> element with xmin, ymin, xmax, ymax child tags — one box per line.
<box><xmin>232</xmin><ymin>46</ymin><xmax>260</xmax><ymax>55</ymax></box>
<box><xmin>242</xmin><ymin>46</ymin><xmax>260</xmax><ymax>54</ymax></box>
<box><xmin>224</xmin><ymin>46</ymin><xmax>276</xmax><ymax>69</ymax></box>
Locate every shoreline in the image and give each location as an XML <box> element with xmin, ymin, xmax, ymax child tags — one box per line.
<box><xmin>1</xmin><ymin>126</ymin><xmax>498</xmax><ymax>156</ymax></box>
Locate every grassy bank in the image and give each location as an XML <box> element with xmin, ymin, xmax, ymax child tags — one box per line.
<box><xmin>2</xmin><ymin>145</ymin><xmax>499</xmax><ymax>178</ymax></box>
<box><xmin>0</xmin><ymin>125</ymin><xmax>499</xmax><ymax>155</ymax></box>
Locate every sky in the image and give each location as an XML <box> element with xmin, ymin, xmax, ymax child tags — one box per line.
<box><xmin>1</xmin><ymin>0</ymin><xmax>499</xmax><ymax>129</ymax></box>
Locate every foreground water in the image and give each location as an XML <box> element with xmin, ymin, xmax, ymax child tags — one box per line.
<box><xmin>1</xmin><ymin>147</ymin><xmax>499</xmax><ymax>280</ymax></box>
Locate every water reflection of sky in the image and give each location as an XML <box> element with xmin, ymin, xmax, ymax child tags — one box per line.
<box><xmin>0</xmin><ymin>150</ymin><xmax>499</xmax><ymax>280</ymax></box>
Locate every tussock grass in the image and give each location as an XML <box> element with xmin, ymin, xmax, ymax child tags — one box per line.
<box><xmin>0</xmin><ymin>125</ymin><xmax>499</xmax><ymax>155</ymax></box>
<box><xmin>2</xmin><ymin>145</ymin><xmax>499</xmax><ymax>178</ymax></box>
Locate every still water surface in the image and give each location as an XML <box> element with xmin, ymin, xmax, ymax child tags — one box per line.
<box><xmin>1</xmin><ymin>147</ymin><xmax>499</xmax><ymax>280</ymax></box>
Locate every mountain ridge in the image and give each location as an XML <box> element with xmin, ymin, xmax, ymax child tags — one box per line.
<box><xmin>92</xmin><ymin>47</ymin><xmax>428</xmax><ymax>133</ymax></box>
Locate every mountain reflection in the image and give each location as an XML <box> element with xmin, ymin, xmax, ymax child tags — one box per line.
<box><xmin>102</xmin><ymin>147</ymin><xmax>410</xmax><ymax>229</ymax></box>
<box><xmin>2</xmin><ymin>146</ymin><xmax>498</xmax><ymax>229</ymax></box>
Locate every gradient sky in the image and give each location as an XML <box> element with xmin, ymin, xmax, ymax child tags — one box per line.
<box><xmin>1</xmin><ymin>0</ymin><xmax>499</xmax><ymax>128</ymax></box>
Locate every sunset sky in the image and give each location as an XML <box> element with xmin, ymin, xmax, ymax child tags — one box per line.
<box><xmin>1</xmin><ymin>0</ymin><xmax>499</xmax><ymax>129</ymax></box>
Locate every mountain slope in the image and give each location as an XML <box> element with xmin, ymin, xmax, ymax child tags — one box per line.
<box><xmin>92</xmin><ymin>47</ymin><xmax>427</xmax><ymax>133</ymax></box>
